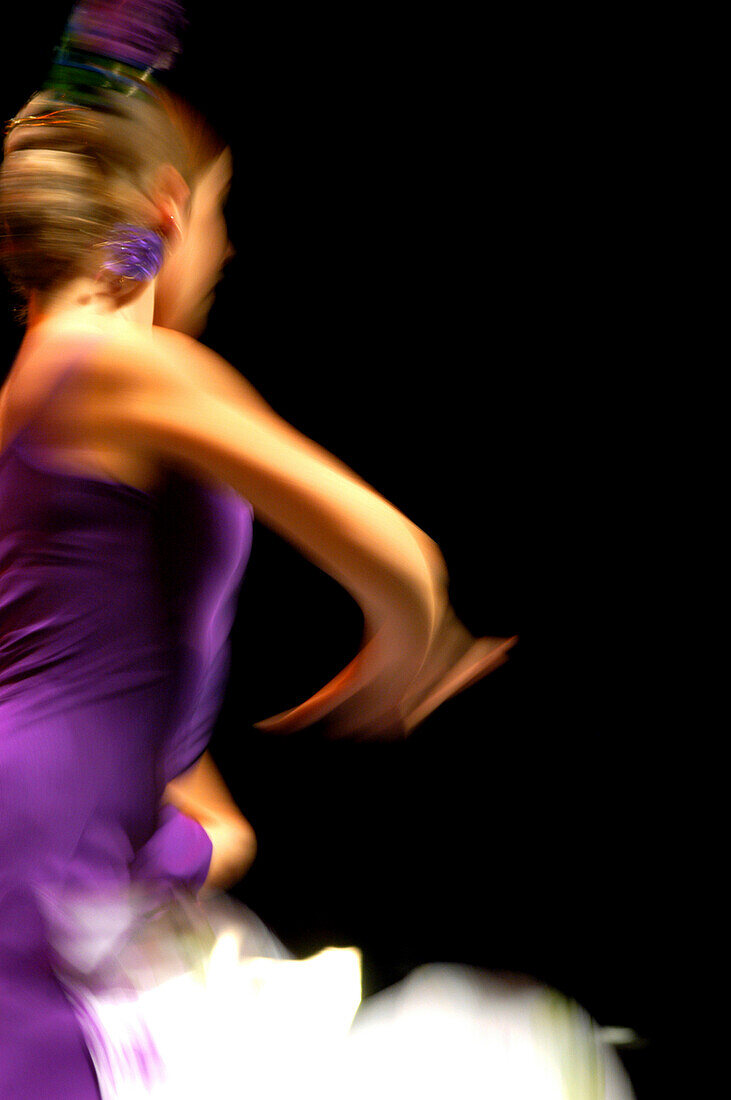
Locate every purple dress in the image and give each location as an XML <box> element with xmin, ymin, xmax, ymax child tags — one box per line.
<box><xmin>0</xmin><ymin>364</ymin><xmax>254</xmax><ymax>1098</ymax></box>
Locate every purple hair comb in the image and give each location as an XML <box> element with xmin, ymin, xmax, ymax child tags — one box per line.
<box><xmin>101</xmin><ymin>224</ymin><xmax>166</xmax><ymax>281</ymax></box>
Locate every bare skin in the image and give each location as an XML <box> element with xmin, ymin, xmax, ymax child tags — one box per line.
<box><xmin>0</xmin><ymin>151</ymin><xmax>515</xmax><ymax>891</ymax></box>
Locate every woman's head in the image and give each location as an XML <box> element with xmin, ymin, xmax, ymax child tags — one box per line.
<box><xmin>153</xmin><ymin>145</ymin><xmax>234</xmax><ymax>336</ymax></box>
<box><xmin>0</xmin><ymin>84</ymin><xmax>228</xmax><ymax>323</ymax></box>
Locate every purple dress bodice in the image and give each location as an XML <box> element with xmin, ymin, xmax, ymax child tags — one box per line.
<box><xmin>0</xmin><ymin>377</ymin><xmax>254</xmax><ymax>1097</ymax></box>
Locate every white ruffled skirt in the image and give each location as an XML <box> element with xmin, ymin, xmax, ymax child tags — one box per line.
<box><xmin>43</xmin><ymin>887</ymin><xmax>637</xmax><ymax>1100</ymax></box>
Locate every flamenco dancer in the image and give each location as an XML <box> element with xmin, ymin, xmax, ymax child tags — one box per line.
<box><xmin>0</xmin><ymin>2</ymin><xmax>522</xmax><ymax>1096</ymax></box>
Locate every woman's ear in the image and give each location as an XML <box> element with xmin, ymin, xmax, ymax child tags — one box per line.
<box><xmin>151</xmin><ymin>164</ymin><xmax>191</xmax><ymax>240</ymax></box>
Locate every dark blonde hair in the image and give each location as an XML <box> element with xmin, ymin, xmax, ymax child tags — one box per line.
<box><xmin>0</xmin><ymin>85</ymin><xmax>226</xmax><ymax>301</ymax></box>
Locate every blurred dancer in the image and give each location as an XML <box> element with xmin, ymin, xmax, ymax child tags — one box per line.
<box><xmin>0</xmin><ymin>3</ymin><xmax>513</xmax><ymax>1096</ymax></box>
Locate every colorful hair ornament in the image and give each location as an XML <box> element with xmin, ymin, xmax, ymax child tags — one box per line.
<box><xmin>100</xmin><ymin>224</ymin><xmax>165</xmax><ymax>281</ymax></box>
<box><xmin>42</xmin><ymin>0</ymin><xmax>187</xmax><ymax>105</ymax></box>
<box><xmin>4</xmin><ymin>107</ymin><xmax>95</xmax><ymax>136</ymax></box>
<box><xmin>63</xmin><ymin>0</ymin><xmax>187</xmax><ymax>71</ymax></box>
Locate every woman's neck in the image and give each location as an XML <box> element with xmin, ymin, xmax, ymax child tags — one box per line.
<box><xmin>26</xmin><ymin>277</ymin><xmax>157</xmax><ymax>333</ymax></box>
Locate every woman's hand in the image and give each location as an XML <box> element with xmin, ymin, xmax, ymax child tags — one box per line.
<box><xmin>254</xmin><ymin>607</ymin><xmax>517</xmax><ymax>740</ymax></box>
<box><xmin>396</xmin><ymin>615</ymin><xmax>518</xmax><ymax>736</ymax></box>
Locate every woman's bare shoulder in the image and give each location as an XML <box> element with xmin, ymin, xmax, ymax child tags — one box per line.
<box><xmin>0</xmin><ymin>324</ymin><xmax>205</xmax><ymax>448</ymax></box>
<box><xmin>83</xmin><ymin>324</ymin><xmax>260</xmax><ymax>411</ymax></box>
<box><xmin>2</xmin><ymin>324</ymin><xmax>271</xmax><ymax>460</ymax></box>
<box><xmin>7</xmin><ymin>321</ymin><xmax>234</xmax><ymax>388</ymax></box>
<box><xmin>0</xmin><ymin>324</ymin><xmax>187</xmax><ymax>485</ymax></box>
<box><xmin>0</xmin><ymin>324</ymin><xmax>102</xmax><ymax>447</ymax></box>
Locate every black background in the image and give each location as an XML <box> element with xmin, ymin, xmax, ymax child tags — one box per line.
<box><xmin>1</xmin><ymin>5</ymin><xmax>671</xmax><ymax>1095</ymax></box>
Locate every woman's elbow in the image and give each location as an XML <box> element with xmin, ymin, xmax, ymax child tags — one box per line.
<box><xmin>202</xmin><ymin>816</ymin><xmax>257</xmax><ymax>894</ymax></box>
<box><xmin>234</xmin><ymin>818</ymin><xmax>258</xmax><ymax>874</ymax></box>
<box><xmin>226</xmin><ymin>817</ymin><xmax>258</xmax><ymax>879</ymax></box>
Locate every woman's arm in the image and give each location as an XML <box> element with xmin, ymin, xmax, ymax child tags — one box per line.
<box><xmin>39</xmin><ymin>326</ymin><xmax>506</xmax><ymax>734</ymax></box>
<box><xmin>163</xmin><ymin>751</ymin><xmax>257</xmax><ymax>895</ymax></box>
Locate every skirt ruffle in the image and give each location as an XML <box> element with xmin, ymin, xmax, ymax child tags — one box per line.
<box><xmin>43</xmin><ymin>886</ymin><xmax>635</xmax><ymax>1100</ymax></box>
